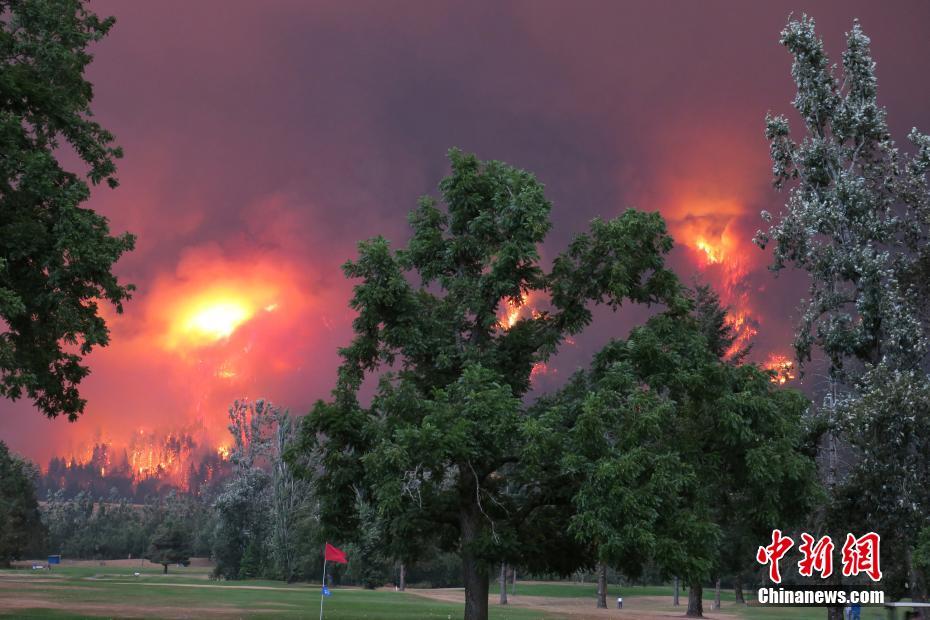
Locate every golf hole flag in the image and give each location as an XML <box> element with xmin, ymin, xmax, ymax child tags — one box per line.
<box><xmin>325</xmin><ymin>542</ymin><xmax>348</xmax><ymax>564</ymax></box>
<box><xmin>319</xmin><ymin>543</ymin><xmax>348</xmax><ymax>619</ymax></box>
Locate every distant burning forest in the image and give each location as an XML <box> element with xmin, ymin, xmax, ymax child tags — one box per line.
<box><xmin>38</xmin><ymin>427</ymin><xmax>233</xmax><ymax>501</ymax></box>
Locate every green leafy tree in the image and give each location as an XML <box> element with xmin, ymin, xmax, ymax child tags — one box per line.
<box><xmin>344</xmin><ymin>491</ymin><xmax>389</xmax><ymax>589</ymax></box>
<box><xmin>0</xmin><ymin>0</ymin><xmax>135</xmax><ymax>420</ymax></box>
<box><xmin>291</xmin><ymin>149</ymin><xmax>683</xmax><ymax>620</ymax></box>
<box><xmin>0</xmin><ymin>441</ymin><xmax>45</xmax><ymax>566</ymax></box>
<box><xmin>757</xmin><ymin>16</ymin><xmax>930</xmax><ymax>603</ymax></box>
<box><xmin>212</xmin><ymin>467</ymin><xmax>270</xmax><ymax>579</ymax></box>
<box><xmin>147</xmin><ymin>519</ymin><xmax>192</xmax><ymax>574</ymax></box>
<box><xmin>554</xmin><ymin>311</ymin><xmax>817</xmax><ymax>617</ymax></box>
<box><xmin>915</xmin><ymin>526</ymin><xmax>930</xmax><ymax>582</ymax></box>
<box><xmin>553</xmin><ymin>346</ymin><xmax>691</xmax><ymax>609</ymax></box>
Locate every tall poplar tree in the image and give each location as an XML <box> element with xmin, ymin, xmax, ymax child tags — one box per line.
<box><xmin>757</xmin><ymin>16</ymin><xmax>930</xmax><ymax>602</ymax></box>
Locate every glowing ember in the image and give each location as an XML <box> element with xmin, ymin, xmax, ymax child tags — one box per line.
<box><xmin>214</xmin><ymin>360</ymin><xmax>237</xmax><ymax>379</ymax></box>
<box><xmin>217</xmin><ymin>445</ymin><xmax>231</xmax><ymax>460</ymax></box>
<box><xmin>530</xmin><ymin>362</ymin><xmax>554</xmax><ymax>379</ymax></box>
<box><xmin>764</xmin><ymin>354</ymin><xmax>796</xmax><ymax>385</ymax></box>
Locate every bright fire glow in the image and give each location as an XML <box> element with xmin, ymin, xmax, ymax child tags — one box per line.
<box><xmin>495</xmin><ymin>293</ymin><xmax>554</xmax><ymax>382</ymax></box>
<box><xmin>669</xmin><ymin>199</ymin><xmax>760</xmax><ymax>360</ymax></box>
<box><xmin>764</xmin><ymin>354</ymin><xmax>796</xmax><ymax>385</ymax></box>
<box><xmin>163</xmin><ymin>292</ymin><xmax>257</xmax><ymax>350</ymax></box>
<box><xmin>695</xmin><ymin>237</ymin><xmax>725</xmax><ymax>264</ymax></box>
<box><xmin>499</xmin><ymin>294</ymin><xmax>528</xmax><ymax>329</ymax></box>
<box><xmin>185</xmin><ymin>301</ymin><xmax>252</xmax><ymax>341</ymax></box>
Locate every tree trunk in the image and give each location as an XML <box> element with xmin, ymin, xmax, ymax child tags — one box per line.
<box><xmin>162</xmin><ymin>563</ymin><xmax>168</xmax><ymax>575</ymax></box>
<box><xmin>687</xmin><ymin>581</ymin><xmax>703</xmax><ymax>618</ymax></box>
<box><xmin>512</xmin><ymin>567</ymin><xmax>516</xmax><ymax>595</ymax></box>
<box><xmin>674</xmin><ymin>577</ymin><xmax>680</xmax><ymax>606</ymax></box>
<box><xmin>825</xmin><ymin>571</ymin><xmax>843</xmax><ymax>620</ymax></box>
<box><xmin>596</xmin><ymin>562</ymin><xmax>608</xmax><ymax>608</ymax></box>
<box><xmin>713</xmin><ymin>578</ymin><xmax>721</xmax><ymax>610</ymax></box>
<box><xmin>909</xmin><ymin>549</ymin><xmax>928</xmax><ymax>620</ymax></box>
<box><xmin>461</xmin><ymin>507</ymin><xmax>489</xmax><ymax>620</ymax></box>
<box><xmin>733</xmin><ymin>573</ymin><xmax>745</xmax><ymax>604</ymax></box>
<box><xmin>399</xmin><ymin>562</ymin><xmax>406</xmax><ymax>592</ymax></box>
<box><xmin>499</xmin><ymin>562</ymin><xmax>508</xmax><ymax>605</ymax></box>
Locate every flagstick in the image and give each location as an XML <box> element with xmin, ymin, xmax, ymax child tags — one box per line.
<box><xmin>319</xmin><ymin>558</ymin><xmax>327</xmax><ymax>620</ymax></box>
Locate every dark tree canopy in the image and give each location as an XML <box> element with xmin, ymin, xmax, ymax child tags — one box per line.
<box><xmin>0</xmin><ymin>441</ymin><xmax>45</xmax><ymax>566</ymax></box>
<box><xmin>147</xmin><ymin>519</ymin><xmax>192</xmax><ymax>574</ymax></box>
<box><xmin>292</xmin><ymin>149</ymin><xmax>683</xmax><ymax>620</ymax></box>
<box><xmin>0</xmin><ymin>0</ymin><xmax>135</xmax><ymax>420</ymax></box>
<box><xmin>552</xmin><ymin>309</ymin><xmax>817</xmax><ymax>617</ymax></box>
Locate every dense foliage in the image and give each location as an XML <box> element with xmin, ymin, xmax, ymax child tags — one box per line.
<box><xmin>758</xmin><ymin>16</ymin><xmax>930</xmax><ymax>603</ymax></box>
<box><xmin>42</xmin><ymin>489</ymin><xmax>211</xmax><ymax>562</ymax></box>
<box><xmin>0</xmin><ymin>0</ymin><xmax>136</xmax><ymax>420</ymax></box>
<box><xmin>545</xmin><ymin>308</ymin><xmax>817</xmax><ymax>615</ymax></box>
<box><xmin>291</xmin><ymin>149</ymin><xmax>683</xmax><ymax>620</ymax></box>
<box><xmin>0</xmin><ymin>441</ymin><xmax>45</xmax><ymax>566</ymax></box>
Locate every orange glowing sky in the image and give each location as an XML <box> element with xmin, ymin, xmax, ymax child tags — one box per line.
<box><xmin>3</xmin><ymin>1</ymin><xmax>930</xmax><ymax>466</ymax></box>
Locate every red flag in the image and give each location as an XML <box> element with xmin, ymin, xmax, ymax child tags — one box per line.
<box><xmin>325</xmin><ymin>542</ymin><xmax>348</xmax><ymax>564</ymax></box>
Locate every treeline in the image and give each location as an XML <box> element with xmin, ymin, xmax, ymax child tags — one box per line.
<box><xmin>25</xmin><ymin>401</ymin><xmax>317</xmax><ymax>580</ymax></box>
<box><xmin>13</xmin><ymin>400</ymin><xmax>468</xmax><ymax>587</ymax></box>
<box><xmin>42</xmin><ymin>490</ymin><xmax>211</xmax><ymax>561</ymax></box>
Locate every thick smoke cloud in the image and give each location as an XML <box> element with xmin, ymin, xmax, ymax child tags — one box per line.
<box><xmin>2</xmin><ymin>1</ymin><xmax>929</xmax><ymax>464</ymax></box>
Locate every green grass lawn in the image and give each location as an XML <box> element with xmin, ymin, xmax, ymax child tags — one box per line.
<box><xmin>490</xmin><ymin>581</ymin><xmax>741</xmax><ymax>600</ymax></box>
<box><xmin>0</xmin><ymin>566</ymin><xmax>557</xmax><ymax>619</ymax></box>
<box><xmin>2</xmin><ymin>566</ymin><xmax>892</xmax><ymax>619</ymax></box>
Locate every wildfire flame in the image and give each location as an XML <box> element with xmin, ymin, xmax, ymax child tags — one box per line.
<box><xmin>764</xmin><ymin>354</ymin><xmax>796</xmax><ymax>385</ymax></box>
<box><xmin>54</xmin><ymin>426</ymin><xmax>234</xmax><ymax>492</ymax></box>
<box><xmin>164</xmin><ymin>292</ymin><xmax>256</xmax><ymax>350</ymax></box>
<box><xmin>499</xmin><ymin>294</ymin><xmax>528</xmax><ymax>330</ymax></box>
<box><xmin>695</xmin><ymin>237</ymin><xmax>725</xmax><ymax>264</ymax></box>
<box><xmin>185</xmin><ymin>301</ymin><xmax>251</xmax><ymax>341</ymax></box>
<box><xmin>496</xmin><ymin>292</ymin><xmax>553</xmax><ymax>380</ymax></box>
<box><xmin>670</xmin><ymin>201</ymin><xmax>760</xmax><ymax>361</ymax></box>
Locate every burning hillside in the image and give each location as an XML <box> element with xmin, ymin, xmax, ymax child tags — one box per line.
<box><xmin>663</xmin><ymin>193</ymin><xmax>794</xmax><ymax>382</ymax></box>
<box><xmin>40</xmin><ymin>426</ymin><xmax>233</xmax><ymax>500</ymax></box>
